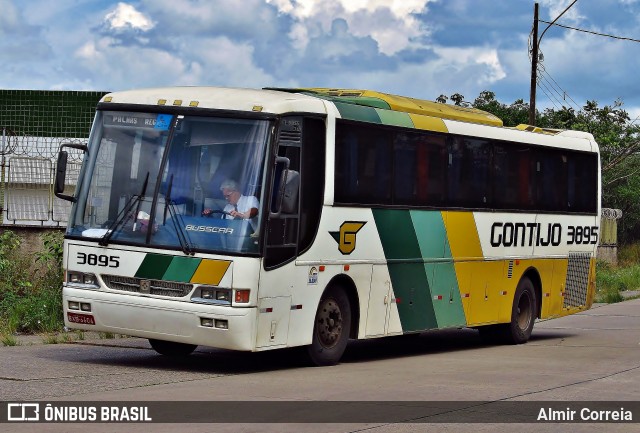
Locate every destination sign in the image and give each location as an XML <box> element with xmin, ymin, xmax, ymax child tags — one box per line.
<box><xmin>103</xmin><ymin>113</ymin><xmax>172</xmax><ymax>131</ymax></box>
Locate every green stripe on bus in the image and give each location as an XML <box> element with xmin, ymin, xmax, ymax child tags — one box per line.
<box><xmin>410</xmin><ymin>210</ymin><xmax>466</xmax><ymax>328</ymax></box>
<box><xmin>162</xmin><ymin>256</ymin><xmax>202</xmax><ymax>282</ymax></box>
<box><xmin>375</xmin><ymin>109</ymin><xmax>414</xmax><ymax>128</ymax></box>
<box><xmin>135</xmin><ymin>254</ymin><xmax>174</xmax><ymax>279</ymax></box>
<box><xmin>372</xmin><ymin>209</ymin><xmax>421</xmax><ymax>259</ymax></box>
<box><xmin>334</xmin><ymin>101</ymin><xmax>382</xmax><ymax>124</ymax></box>
<box><xmin>409</xmin><ymin>211</ymin><xmax>447</xmax><ymax>259</ymax></box>
<box><xmin>409</xmin><ymin>211</ymin><xmax>467</xmax><ymax>327</ymax></box>
<box><xmin>372</xmin><ymin>209</ymin><xmax>438</xmax><ymax>332</ymax></box>
<box><xmin>430</xmin><ymin>262</ymin><xmax>466</xmax><ymax>328</ymax></box>
<box><xmin>333</xmin><ymin>96</ymin><xmax>391</xmax><ymax>110</ymax></box>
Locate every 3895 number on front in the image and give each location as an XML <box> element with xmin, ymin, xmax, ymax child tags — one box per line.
<box><xmin>76</xmin><ymin>252</ymin><xmax>120</xmax><ymax>268</ymax></box>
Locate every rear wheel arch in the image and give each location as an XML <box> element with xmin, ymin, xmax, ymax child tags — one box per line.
<box><xmin>522</xmin><ymin>267</ymin><xmax>542</xmax><ymax>319</ymax></box>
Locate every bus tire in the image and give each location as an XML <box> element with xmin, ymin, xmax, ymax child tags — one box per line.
<box><xmin>149</xmin><ymin>339</ymin><xmax>197</xmax><ymax>357</ymax></box>
<box><xmin>504</xmin><ymin>276</ymin><xmax>537</xmax><ymax>344</ymax></box>
<box><xmin>306</xmin><ymin>285</ymin><xmax>352</xmax><ymax>366</ymax></box>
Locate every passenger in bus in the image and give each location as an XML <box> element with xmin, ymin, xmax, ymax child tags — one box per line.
<box><xmin>202</xmin><ymin>179</ymin><xmax>259</xmax><ymax>231</ymax></box>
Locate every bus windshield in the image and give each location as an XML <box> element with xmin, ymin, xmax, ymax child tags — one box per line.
<box><xmin>67</xmin><ymin>110</ymin><xmax>271</xmax><ymax>255</ymax></box>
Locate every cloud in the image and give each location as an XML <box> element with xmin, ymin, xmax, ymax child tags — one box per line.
<box><xmin>539</xmin><ymin>0</ymin><xmax>584</xmax><ymax>24</ymax></box>
<box><xmin>0</xmin><ymin>0</ymin><xmax>53</xmax><ymax>61</ymax></box>
<box><xmin>267</xmin><ymin>0</ymin><xmax>433</xmax><ymax>55</ymax></box>
<box><xmin>97</xmin><ymin>2</ymin><xmax>156</xmax><ymax>47</ymax></box>
<box><xmin>104</xmin><ymin>2</ymin><xmax>154</xmax><ymax>31</ymax></box>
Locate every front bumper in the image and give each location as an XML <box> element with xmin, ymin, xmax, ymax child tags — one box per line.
<box><xmin>63</xmin><ymin>286</ymin><xmax>257</xmax><ymax>351</ymax></box>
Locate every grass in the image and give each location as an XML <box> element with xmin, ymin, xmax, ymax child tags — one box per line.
<box><xmin>595</xmin><ymin>243</ymin><xmax>640</xmax><ymax>304</ymax></box>
<box><xmin>1</xmin><ymin>333</ymin><xmax>20</xmax><ymax>347</ymax></box>
<box><xmin>42</xmin><ymin>334</ymin><xmax>60</xmax><ymax>344</ymax></box>
<box><xmin>0</xmin><ymin>230</ymin><xmax>64</xmax><ymax>336</ymax></box>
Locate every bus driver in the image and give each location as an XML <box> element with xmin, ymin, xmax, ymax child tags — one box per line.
<box><xmin>202</xmin><ymin>179</ymin><xmax>259</xmax><ymax>231</ymax></box>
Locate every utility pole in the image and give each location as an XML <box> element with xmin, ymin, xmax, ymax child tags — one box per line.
<box><xmin>528</xmin><ymin>0</ymin><xmax>578</xmax><ymax>126</ymax></box>
<box><xmin>529</xmin><ymin>2</ymin><xmax>539</xmax><ymax>126</ymax></box>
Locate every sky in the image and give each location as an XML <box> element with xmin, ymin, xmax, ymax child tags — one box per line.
<box><xmin>2</xmin><ymin>0</ymin><xmax>640</xmax><ymax>116</ymax></box>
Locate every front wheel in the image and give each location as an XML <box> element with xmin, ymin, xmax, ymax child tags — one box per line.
<box><xmin>307</xmin><ymin>286</ymin><xmax>352</xmax><ymax>366</ymax></box>
<box><xmin>149</xmin><ymin>339</ymin><xmax>197</xmax><ymax>356</ymax></box>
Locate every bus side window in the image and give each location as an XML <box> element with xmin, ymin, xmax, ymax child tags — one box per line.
<box><xmin>335</xmin><ymin>121</ymin><xmax>391</xmax><ymax>205</ymax></box>
<box><xmin>393</xmin><ymin>132</ymin><xmax>416</xmax><ymax>203</ymax></box>
<box><xmin>536</xmin><ymin>149</ymin><xmax>568</xmax><ymax>212</ymax></box>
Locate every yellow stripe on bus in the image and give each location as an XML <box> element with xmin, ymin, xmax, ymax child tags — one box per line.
<box><xmin>442</xmin><ymin>211</ymin><xmax>483</xmax><ymax>259</ymax></box>
<box><xmin>408</xmin><ymin>113</ymin><xmax>448</xmax><ymax>133</ymax></box>
<box><xmin>190</xmin><ymin>260</ymin><xmax>231</xmax><ymax>285</ymax></box>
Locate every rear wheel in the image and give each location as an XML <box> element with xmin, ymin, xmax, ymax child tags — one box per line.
<box><xmin>307</xmin><ymin>286</ymin><xmax>352</xmax><ymax>366</ymax></box>
<box><xmin>505</xmin><ymin>276</ymin><xmax>537</xmax><ymax>344</ymax></box>
<box><xmin>149</xmin><ymin>339</ymin><xmax>197</xmax><ymax>356</ymax></box>
<box><xmin>478</xmin><ymin>276</ymin><xmax>537</xmax><ymax>344</ymax></box>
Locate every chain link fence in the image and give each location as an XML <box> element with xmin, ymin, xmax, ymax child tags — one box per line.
<box><xmin>1</xmin><ymin>90</ymin><xmax>107</xmax><ymax>226</ymax></box>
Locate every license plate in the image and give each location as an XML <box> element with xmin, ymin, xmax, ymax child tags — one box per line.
<box><xmin>67</xmin><ymin>312</ymin><xmax>96</xmax><ymax>325</ymax></box>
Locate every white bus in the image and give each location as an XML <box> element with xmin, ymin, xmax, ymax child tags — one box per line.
<box><xmin>56</xmin><ymin>87</ymin><xmax>600</xmax><ymax>365</ymax></box>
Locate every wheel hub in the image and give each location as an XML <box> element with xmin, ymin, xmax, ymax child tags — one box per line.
<box><xmin>317</xmin><ymin>299</ymin><xmax>343</xmax><ymax>348</ymax></box>
<box><xmin>516</xmin><ymin>293</ymin><xmax>532</xmax><ymax>330</ymax></box>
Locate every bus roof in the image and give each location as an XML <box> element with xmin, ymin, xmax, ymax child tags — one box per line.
<box><xmin>99</xmin><ymin>86</ymin><xmax>328</xmax><ymax>115</ymax></box>
<box><xmin>268</xmin><ymin>87</ymin><xmax>504</xmax><ymax>127</ymax></box>
<box><xmin>99</xmin><ymin>86</ymin><xmax>596</xmax><ymax>151</ymax></box>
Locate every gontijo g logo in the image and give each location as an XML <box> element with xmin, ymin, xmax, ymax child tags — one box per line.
<box><xmin>330</xmin><ymin>221</ymin><xmax>367</xmax><ymax>255</ymax></box>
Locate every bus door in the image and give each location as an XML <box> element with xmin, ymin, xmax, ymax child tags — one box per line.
<box><xmin>257</xmin><ymin>117</ymin><xmax>303</xmax><ymax>347</ymax></box>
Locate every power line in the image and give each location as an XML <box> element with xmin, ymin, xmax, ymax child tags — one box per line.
<box><xmin>537</xmin><ymin>84</ymin><xmax>563</xmax><ymax>111</ymax></box>
<box><xmin>538</xmin><ymin>0</ymin><xmax>579</xmax><ymax>44</ymax></box>
<box><xmin>536</xmin><ymin>77</ymin><xmax>564</xmax><ymax>110</ymax></box>
<box><xmin>539</xmin><ymin>19</ymin><xmax>640</xmax><ymax>43</ymax></box>
<box><xmin>538</xmin><ymin>74</ymin><xmax>574</xmax><ymax>109</ymax></box>
<box><xmin>537</xmin><ymin>64</ymin><xmax>581</xmax><ymax>110</ymax></box>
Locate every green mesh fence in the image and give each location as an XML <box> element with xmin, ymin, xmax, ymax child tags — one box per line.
<box><xmin>0</xmin><ymin>89</ymin><xmax>108</xmax><ymax>153</ymax></box>
<box><xmin>1</xmin><ymin>89</ymin><xmax>108</xmax><ymax>225</ymax></box>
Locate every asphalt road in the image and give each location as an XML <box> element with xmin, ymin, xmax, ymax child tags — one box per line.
<box><xmin>1</xmin><ymin>299</ymin><xmax>639</xmax><ymax>432</ymax></box>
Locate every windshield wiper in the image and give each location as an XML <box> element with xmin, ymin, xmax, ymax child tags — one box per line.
<box><xmin>164</xmin><ymin>174</ymin><xmax>194</xmax><ymax>255</ymax></box>
<box><xmin>99</xmin><ymin>172</ymin><xmax>149</xmax><ymax>246</ymax></box>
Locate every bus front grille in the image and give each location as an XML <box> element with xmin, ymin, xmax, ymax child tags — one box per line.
<box><xmin>101</xmin><ymin>274</ymin><xmax>194</xmax><ymax>298</ymax></box>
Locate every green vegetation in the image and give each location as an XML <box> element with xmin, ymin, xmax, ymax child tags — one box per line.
<box><xmin>595</xmin><ymin>244</ymin><xmax>640</xmax><ymax>304</ymax></box>
<box><xmin>0</xmin><ymin>230</ymin><xmax>65</xmax><ymax>340</ymax></box>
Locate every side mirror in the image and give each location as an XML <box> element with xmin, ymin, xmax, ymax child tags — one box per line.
<box><xmin>54</xmin><ymin>143</ymin><xmax>88</xmax><ymax>202</ymax></box>
<box><xmin>269</xmin><ymin>156</ymin><xmax>290</xmax><ymax>217</ymax></box>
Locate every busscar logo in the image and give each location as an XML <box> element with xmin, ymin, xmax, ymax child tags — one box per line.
<box><xmin>329</xmin><ymin>221</ymin><xmax>367</xmax><ymax>255</ymax></box>
<box><xmin>8</xmin><ymin>403</ymin><xmax>40</xmax><ymax>421</ymax></box>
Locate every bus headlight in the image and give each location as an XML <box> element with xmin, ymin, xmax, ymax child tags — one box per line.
<box><xmin>192</xmin><ymin>286</ymin><xmax>232</xmax><ymax>305</ymax></box>
<box><xmin>67</xmin><ymin>271</ymin><xmax>99</xmax><ymax>289</ymax></box>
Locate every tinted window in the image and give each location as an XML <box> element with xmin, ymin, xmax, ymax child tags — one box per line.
<box><xmin>448</xmin><ymin>137</ymin><xmax>491</xmax><ymax>208</ymax></box>
<box><xmin>493</xmin><ymin>143</ymin><xmax>534</xmax><ymax>210</ymax></box>
<box><xmin>393</xmin><ymin>132</ymin><xmax>447</xmax><ymax>206</ymax></box>
<box><xmin>335</xmin><ymin>122</ymin><xmax>391</xmax><ymax>205</ymax></box>
<box><xmin>334</xmin><ymin>120</ymin><xmax>598</xmax><ymax>214</ymax></box>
